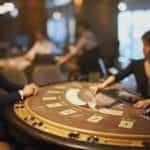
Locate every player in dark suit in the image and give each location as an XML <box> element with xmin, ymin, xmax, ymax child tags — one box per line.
<box><xmin>0</xmin><ymin>73</ymin><xmax>38</xmax><ymax>105</ymax></box>
<box><xmin>0</xmin><ymin>72</ymin><xmax>39</xmax><ymax>150</ymax></box>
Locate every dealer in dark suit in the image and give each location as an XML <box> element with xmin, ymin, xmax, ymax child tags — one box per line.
<box><xmin>0</xmin><ymin>72</ymin><xmax>39</xmax><ymax>150</ymax></box>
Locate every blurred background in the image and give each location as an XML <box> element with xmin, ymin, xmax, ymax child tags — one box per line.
<box><xmin>0</xmin><ymin>0</ymin><xmax>149</xmax><ymax>88</ymax></box>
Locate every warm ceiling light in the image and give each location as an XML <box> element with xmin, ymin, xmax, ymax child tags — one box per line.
<box><xmin>53</xmin><ymin>12</ymin><xmax>62</xmax><ymax>20</ymax></box>
<box><xmin>10</xmin><ymin>8</ymin><xmax>19</xmax><ymax>18</ymax></box>
<box><xmin>118</xmin><ymin>1</ymin><xmax>127</xmax><ymax>12</ymax></box>
<box><xmin>4</xmin><ymin>2</ymin><xmax>15</xmax><ymax>12</ymax></box>
<box><xmin>74</xmin><ymin>0</ymin><xmax>83</xmax><ymax>7</ymax></box>
<box><xmin>0</xmin><ymin>6</ymin><xmax>7</xmax><ymax>15</ymax></box>
<box><xmin>0</xmin><ymin>2</ymin><xmax>18</xmax><ymax>17</ymax></box>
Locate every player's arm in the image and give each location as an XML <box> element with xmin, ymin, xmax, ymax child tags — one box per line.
<box><xmin>74</xmin><ymin>37</ymin><xmax>87</xmax><ymax>54</ymax></box>
<box><xmin>57</xmin><ymin>51</ymin><xmax>77</xmax><ymax>65</ymax></box>
<box><xmin>90</xmin><ymin>62</ymin><xmax>133</xmax><ymax>94</ymax></box>
<box><xmin>24</xmin><ymin>43</ymin><xmax>37</xmax><ymax>62</ymax></box>
<box><xmin>24</xmin><ymin>49</ymin><xmax>35</xmax><ymax>61</ymax></box>
<box><xmin>90</xmin><ymin>76</ymin><xmax>116</xmax><ymax>94</ymax></box>
<box><xmin>57</xmin><ymin>38</ymin><xmax>87</xmax><ymax>65</ymax></box>
<box><xmin>0</xmin><ymin>83</ymin><xmax>39</xmax><ymax>105</ymax></box>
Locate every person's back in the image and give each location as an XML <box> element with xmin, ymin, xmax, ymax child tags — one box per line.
<box><xmin>77</xmin><ymin>30</ymin><xmax>101</xmax><ymax>75</ymax></box>
<box><xmin>78</xmin><ymin>30</ymin><xmax>99</xmax><ymax>53</ymax></box>
<box><xmin>24</xmin><ymin>31</ymin><xmax>52</xmax><ymax>62</ymax></box>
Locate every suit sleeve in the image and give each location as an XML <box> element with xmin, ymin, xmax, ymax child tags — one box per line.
<box><xmin>0</xmin><ymin>91</ymin><xmax>21</xmax><ymax>105</ymax></box>
<box><xmin>115</xmin><ymin>62</ymin><xmax>133</xmax><ymax>82</ymax></box>
<box><xmin>0</xmin><ymin>73</ymin><xmax>24</xmax><ymax>92</ymax></box>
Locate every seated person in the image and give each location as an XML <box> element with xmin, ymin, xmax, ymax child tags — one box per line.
<box><xmin>90</xmin><ymin>30</ymin><xmax>150</xmax><ymax>109</ymax></box>
<box><xmin>0</xmin><ymin>72</ymin><xmax>39</xmax><ymax>150</ymax></box>
<box><xmin>24</xmin><ymin>31</ymin><xmax>52</xmax><ymax>62</ymax></box>
<box><xmin>24</xmin><ymin>31</ymin><xmax>53</xmax><ymax>82</ymax></box>
<box><xmin>57</xmin><ymin>21</ymin><xmax>101</xmax><ymax>79</ymax></box>
<box><xmin>0</xmin><ymin>31</ymin><xmax>52</xmax><ymax>72</ymax></box>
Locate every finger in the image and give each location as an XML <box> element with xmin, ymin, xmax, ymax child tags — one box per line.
<box><xmin>33</xmin><ymin>87</ymin><xmax>39</xmax><ymax>95</ymax></box>
<box><xmin>30</xmin><ymin>84</ymin><xmax>39</xmax><ymax>95</ymax></box>
<box><xmin>134</xmin><ymin>102</ymin><xmax>144</xmax><ymax>109</ymax></box>
<box><xmin>32</xmin><ymin>88</ymin><xmax>37</xmax><ymax>96</ymax></box>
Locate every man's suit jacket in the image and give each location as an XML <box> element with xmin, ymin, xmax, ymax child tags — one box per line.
<box><xmin>0</xmin><ymin>73</ymin><xmax>24</xmax><ymax>105</ymax></box>
<box><xmin>0</xmin><ymin>73</ymin><xmax>24</xmax><ymax>140</ymax></box>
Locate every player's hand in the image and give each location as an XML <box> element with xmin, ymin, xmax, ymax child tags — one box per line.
<box><xmin>22</xmin><ymin>83</ymin><xmax>39</xmax><ymax>97</ymax></box>
<box><xmin>90</xmin><ymin>84</ymin><xmax>105</xmax><ymax>95</ymax></box>
<box><xmin>133</xmin><ymin>99</ymin><xmax>150</xmax><ymax>109</ymax></box>
<box><xmin>56</xmin><ymin>56</ymin><xmax>66</xmax><ymax>66</ymax></box>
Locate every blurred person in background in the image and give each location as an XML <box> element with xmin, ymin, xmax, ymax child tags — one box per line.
<box><xmin>57</xmin><ymin>21</ymin><xmax>101</xmax><ymax>80</ymax></box>
<box><xmin>24</xmin><ymin>31</ymin><xmax>54</xmax><ymax>82</ymax></box>
<box><xmin>0</xmin><ymin>72</ymin><xmax>39</xmax><ymax>150</ymax></box>
<box><xmin>24</xmin><ymin>31</ymin><xmax>52</xmax><ymax>62</ymax></box>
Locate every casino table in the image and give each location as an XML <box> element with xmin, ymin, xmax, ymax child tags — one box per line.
<box><xmin>5</xmin><ymin>81</ymin><xmax>150</xmax><ymax>150</ymax></box>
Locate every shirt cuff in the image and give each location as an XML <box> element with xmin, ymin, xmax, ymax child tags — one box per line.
<box><xmin>18</xmin><ymin>90</ymin><xmax>24</xmax><ymax>100</ymax></box>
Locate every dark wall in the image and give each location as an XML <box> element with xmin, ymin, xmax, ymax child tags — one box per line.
<box><xmin>18</xmin><ymin>0</ymin><xmax>46</xmax><ymax>40</ymax></box>
<box><xmin>0</xmin><ymin>0</ymin><xmax>46</xmax><ymax>42</ymax></box>
<box><xmin>79</xmin><ymin>0</ymin><xmax>119</xmax><ymax>67</ymax></box>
